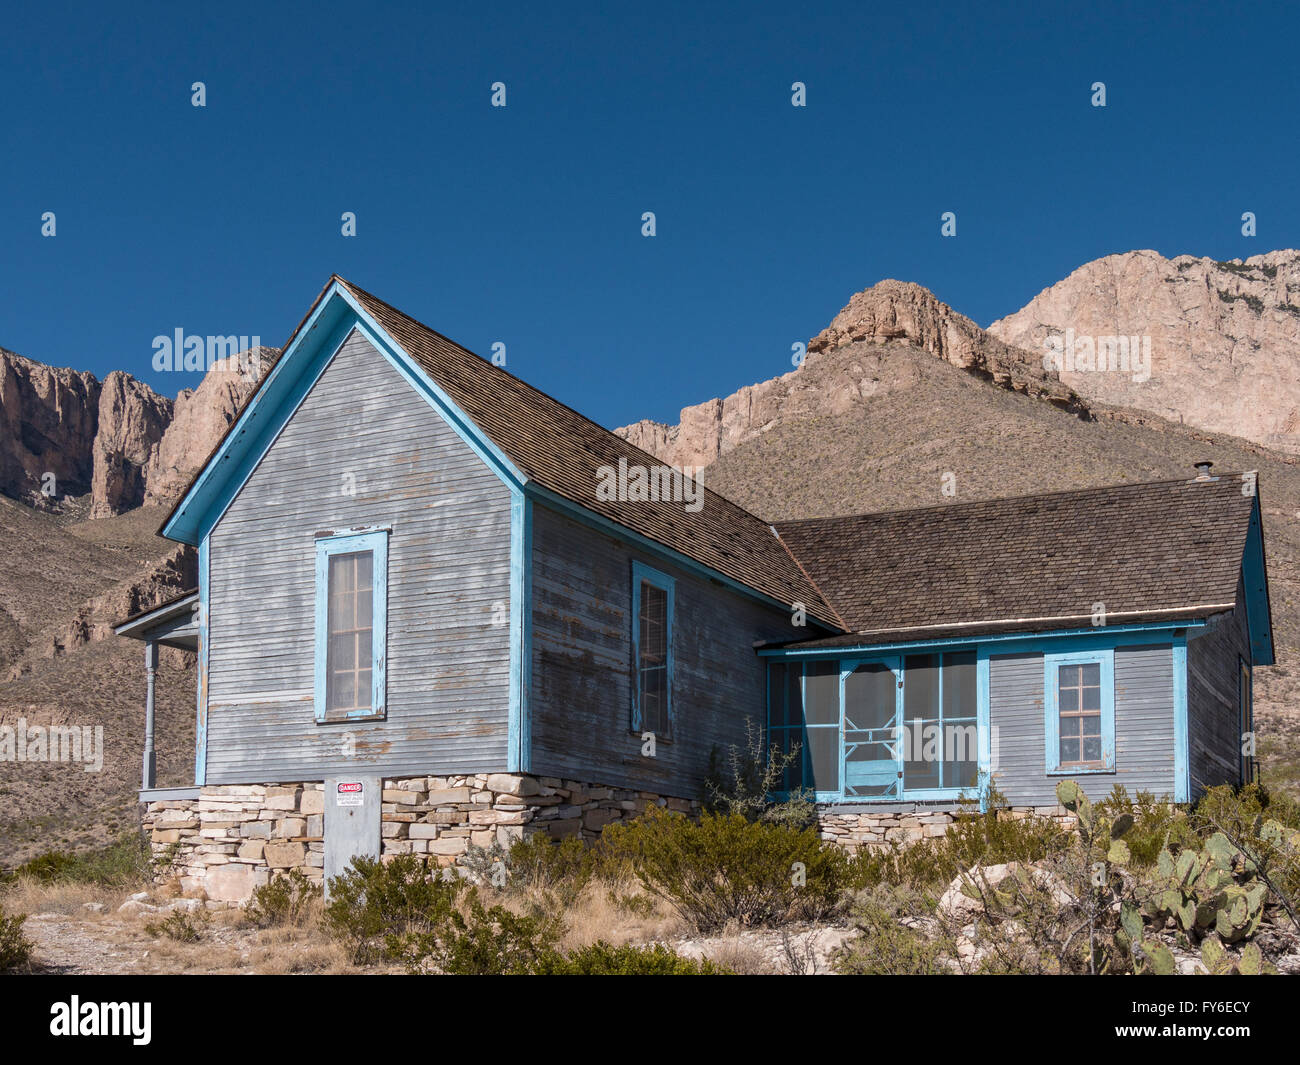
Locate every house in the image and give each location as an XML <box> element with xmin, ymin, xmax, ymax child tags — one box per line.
<box><xmin>117</xmin><ymin>277</ymin><xmax>1274</xmax><ymax>902</ymax></box>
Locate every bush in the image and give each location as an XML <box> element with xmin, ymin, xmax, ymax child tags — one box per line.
<box><xmin>535</xmin><ymin>941</ymin><xmax>731</xmax><ymax>975</ymax></box>
<box><xmin>601</xmin><ymin>807</ymin><xmax>846</xmax><ymax>931</ymax></box>
<box><xmin>504</xmin><ymin>833</ymin><xmax>598</xmax><ymax>905</ymax></box>
<box><xmin>397</xmin><ymin>890</ymin><xmax>564</xmax><ymax>975</ymax></box>
<box><xmin>704</xmin><ymin>718</ymin><xmax>816</xmax><ymax>829</ymax></box>
<box><xmin>846</xmin><ymin>800</ymin><xmax>1070</xmax><ymax>891</ymax></box>
<box><xmin>1098</xmin><ymin>785</ymin><xmax>1198</xmax><ymax>866</ymax></box>
<box><xmin>244</xmin><ymin>870</ymin><xmax>321</xmax><ymax>928</ymax></box>
<box><xmin>834</xmin><ymin>886</ymin><xmax>949</xmax><ymax>975</ymax></box>
<box><xmin>322</xmin><ymin>855</ymin><xmax>464</xmax><ymax>964</ymax></box>
<box><xmin>12</xmin><ymin>832</ymin><xmax>152</xmax><ymax>887</ymax></box>
<box><xmin>144</xmin><ymin>908</ymin><xmax>210</xmax><ymax>943</ymax></box>
<box><xmin>0</xmin><ymin>903</ymin><xmax>33</xmax><ymax>971</ymax></box>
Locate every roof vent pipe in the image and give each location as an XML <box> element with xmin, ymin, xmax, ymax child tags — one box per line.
<box><xmin>1193</xmin><ymin>461</ymin><xmax>1216</xmax><ymax>481</ymax></box>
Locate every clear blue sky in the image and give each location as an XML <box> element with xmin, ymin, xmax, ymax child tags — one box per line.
<box><xmin>2</xmin><ymin>1</ymin><xmax>1295</xmax><ymax>429</ymax></box>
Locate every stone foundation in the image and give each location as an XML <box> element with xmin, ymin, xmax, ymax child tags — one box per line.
<box><xmin>141</xmin><ymin>773</ymin><xmax>698</xmax><ymax>903</ymax></box>
<box><xmin>142</xmin><ymin>774</ymin><xmax>1080</xmax><ymax>902</ymax></box>
<box><xmin>816</xmin><ymin>804</ymin><xmax>1079</xmax><ymax>852</ymax></box>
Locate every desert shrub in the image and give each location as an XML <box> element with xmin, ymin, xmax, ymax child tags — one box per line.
<box><xmin>600</xmin><ymin>807</ymin><xmax>846</xmax><ymax>931</ymax></box>
<box><xmin>322</xmin><ymin>855</ymin><xmax>464</xmax><ymax>964</ymax></box>
<box><xmin>704</xmin><ymin>718</ymin><xmax>816</xmax><ymax>829</ymax></box>
<box><xmin>244</xmin><ymin>870</ymin><xmax>321</xmax><ymax>928</ymax></box>
<box><xmin>535</xmin><ymin>941</ymin><xmax>731</xmax><ymax>975</ymax></box>
<box><xmin>847</xmin><ymin>799</ymin><xmax>1070</xmax><ymax>891</ymax></box>
<box><xmin>396</xmin><ymin>890</ymin><xmax>564</xmax><ymax>975</ymax></box>
<box><xmin>1099</xmin><ymin>785</ymin><xmax>1198</xmax><ymax>866</ymax></box>
<box><xmin>834</xmin><ymin>886</ymin><xmax>949</xmax><ymax>975</ymax></box>
<box><xmin>0</xmin><ymin>903</ymin><xmax>33</xmax><ymax>971</ymax></box>
<box><xmin>505</xmin><ymin>833</ymin><xmax>598</xmax><ymax>904</ymax></box>
<box><xmin>144</xmin><ymin>908</ymin><xmax>210</xmax><ymax>943</ymax></box>
<box><xmin>14</xmin><ymin>832</ymin><xmax>152</xmax><ymax>887</ymax></box>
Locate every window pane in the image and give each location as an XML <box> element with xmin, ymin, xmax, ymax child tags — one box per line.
<box><xmin>1083</xmin><ymin>734</ymin><xmax>1102</xmax><ymax>762</ymax></box>
<box><xmin>1060</xmin><ymin>736</ymin><xmax>1080</xmax><ymax>764</ymax></box>
<box><xmin>942</xmin><ymin>651</ymin><xmax>977</xmax><ymax>719</ymax></box>
<box><xmin>768</xmin><ymin>663</ymin><xmax>787</xmax><ymax>728</ymax></box>
<box><xmin>803</xmin><ymin>661</ymin><xmax>839</xmax><ymax>726</ymax></box>
<box><xmin>904</xmin><ymin>654</ymin><xmax>938</xmax><ymax>723</ymax></box>
<box><xmin>637</xmin><ymin>580</ymin><xmax>669</xmax><ymax>734</ymax></box>
<box><xmin>1080</xmin><ymin>662</ymin><xmax>1100</xmax><ymax>687</ymax></box>
<box><xmin>326</xmin><ymin>550</ymin><xmax>374</xmax><ymax>713</ymax></box>
<box><xmin>807</xmin><ymin>726</ymin><xmax>840</xmax><ymax>794</ymax></box>
<box><xmin>1058</xmin><ymin>682</ymin><xmax>1079</xmax><ymax>713</ymax></box>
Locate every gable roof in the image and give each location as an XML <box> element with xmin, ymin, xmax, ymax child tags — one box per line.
<box><xmin>161</xmin><ymin>276</ymin><xmax>839</xmax><ymax>627</ymax></box>
<box><xmin>771</xmin><ymin>475</ymin><xmax>1272</xmax><ymax>655</ymax></box>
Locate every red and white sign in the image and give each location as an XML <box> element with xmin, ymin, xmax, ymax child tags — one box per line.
<box><xmin>336</xmin><ymin>781</ymin><xmax>365</xmax><ymax>807</ymax></box>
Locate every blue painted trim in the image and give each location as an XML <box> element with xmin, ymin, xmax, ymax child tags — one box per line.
<box><xmin>976</xmin><ymin>648</ymin><xmax>992</xmax><ymax>811</ymax></box>
<box><xmin>1043</xmin><ymin>647</ymin><xmax>1115</xmax><ymax>775</ymax></box>
<box><xmin>759</xmin><ymin>621</ymin><xmax>1204</xmax><ymax>659</ymax></box>
<box><xmin>527</xmin><ymin>484</ymin><xmax>834</xmax><ymax>633</ymax></box>
<box><xmin>1241</xmin><ymin>499</ymin><xmax>1275</xmax><ymax>666</ymax></box>
<box><xmin>1173</xmin><ymin>634</ymin><xmax>1189</xmax><ymax>802</ymax></box>
<box><xmin>194</xmin><ymin>535</ymin><xmax>210</xmax><ymax>786</ymax></box>
<box><xmin>508</xmin><ymin>491</ymin><xmax>534</xmax><ymax>772</ymax></box>
<box><xmin>313</xmin><ymin>529</ymin><xmax>389</xmax><ymax>723</ymax></box>
<box><xmin>164</xmin><ymin>283</ymin><xmax>527</xmax><ymax>546</ymax></box>
<box><xmin>630</xmin><ymin>560</ymin><xmax>675</xmax><ymax>738</ymax></box>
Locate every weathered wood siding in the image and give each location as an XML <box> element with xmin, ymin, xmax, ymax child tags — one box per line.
<box><xmin>1187</xmin><ymin>576</ymin><xmax>1251</xmax><ymax>795</ymax></box>
<box><xmin>528</xmin><ymin>502</ymin><xmax>796</xmax><ymax>798</ymax></box>
<box><xmin>988</xmin><ymin>644</ymin><xmax>1176</xmax><ymax>805</ymax></box>
<box><xmin>205</xmin><ymin>328</ymin><xmax>513</xmax><ymax>782</ymax></box>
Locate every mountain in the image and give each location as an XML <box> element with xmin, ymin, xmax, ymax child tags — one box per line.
<box><xmin>988</xmin><ymin>250</ymin><xmax>1300</xmax><ymax>454</ymax></box>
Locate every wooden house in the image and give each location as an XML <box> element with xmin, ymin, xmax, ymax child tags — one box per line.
<box><xmin>117</xmin><ymin>277</ymin><xmax>1274</xmax><ymax>900</ymax></box>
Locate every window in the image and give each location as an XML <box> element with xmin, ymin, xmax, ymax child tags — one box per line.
<box><xmin>1044</xmin><ymin>650</ymin><xmax>1114</xmax><ymax>773</ymax></box>
<box><xmin>902</xmin><ymin>651</ymin><xmax>978</xmax><ymax>791</ymax></box>
<box><xmin>766</xmin><ymin>649</ymin><xmax>979</xmax><ymax>802</ymax></box>
<box><xmin>631</xmin><ymin>562</ymin><xmax>673</xmax><ymax>738</ymax></box>
<box><xmin>314</xmin><ymin>529</ymin><xmax>388</xmax><ymax>722</ymax></box>
<box><xmin>1239</xmin><ymin>658</ymin><xmax>1253</xmax><ymax>784</ymax></box>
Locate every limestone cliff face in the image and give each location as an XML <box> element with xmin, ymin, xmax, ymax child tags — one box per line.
<box><xmin>988</xmin><ymin>249</ymin><xmax>1300</xmax><ymax>454</ymax></box>
<box><xmin>142</xmin><ymin>347</ymin><xmax>276</xmax><ymax>508</ymax></box>
<box><xmin>0</xmin><ymin>348</ymin><xmax>101</xmax><ymax>504</ymax></box>
<box><xmin>90</xmin><ymin>371</ymin><xmax>174</xmax><ymax>517</ymax></box>
<box><xmin>617</xmin><ymin>280</ymin><xmax>1083</xmax><ymax>469</ymax></box>
<box><xmin>0</xmin><ymin>344</ymin><xmax>276</xmax><ymax>516</ymax></box>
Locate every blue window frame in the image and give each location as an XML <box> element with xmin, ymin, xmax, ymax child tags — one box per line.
<box><xmin>631</xmin><ymin>561</ymin><xmax>674</xmax><ymax>739</ymax></box>
<box><xmin>314</xmin><ymin>528</ymin><xmax>389</xmax><ymax>723</ymax></box>
<box><xmin>1044</xmin><ymin>648</ymin><xmax>1114</xmax><ymax>774</ymax></box>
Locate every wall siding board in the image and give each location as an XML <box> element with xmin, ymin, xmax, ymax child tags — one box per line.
<box><xmin>204</xmin><ymin>329</ymin><xmax>513</xmax><ymax>782</ymax></box>
<box><xmin>1187</xmin><ymin>576</ymin><xmax>1251</xmax><ymax>795</ymax></box>
<box><xmin>989</xmin><ymin>644</ymin><xmax>1176</xmax><ymax>805</ymax></box>
<box><xmin>529</xmin><ymin>502</ymin><xmax>794</xmax><ymax>797</ymax></box>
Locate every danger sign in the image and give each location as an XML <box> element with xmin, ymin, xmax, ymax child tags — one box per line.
<box><xmin>336</xmin><ymin>781</ymin><xmax>365</xmax><ymax>807</ymax></box>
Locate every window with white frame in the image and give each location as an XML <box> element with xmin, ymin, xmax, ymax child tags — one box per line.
<box><xmin>315</xmin><ymin>529</ymin><xmax>388</xmax><ymax>723</ymax></box>
<box><xmin>631</xmin><ymin>562</ymin><xmax>673</xmax><ymax>739</ymax></box>
<box><xmin>1044</xmin><ymin>649</ymin><xmax>1115</xmax><ymax>773</ymax></box>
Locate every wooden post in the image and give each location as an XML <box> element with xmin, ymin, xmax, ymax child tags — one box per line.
<box><xmin>143</xmin><ymin>640</ymin><xmax>158</xmax><ymax>790</ymax></box>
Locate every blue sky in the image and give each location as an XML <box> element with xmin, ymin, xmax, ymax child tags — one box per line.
<box><xmin>2</xmin><ymin>1</ymin><xmax>1295</xmax><ymax>429</ymax></box>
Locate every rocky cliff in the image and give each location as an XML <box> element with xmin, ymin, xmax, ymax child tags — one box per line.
<box><xmin>142</xmin><ymin>347</ymin><xmax>275</xmax><ymax>507</ymax></box>
<box><xmin>0</xmin><ymin>344</ymin><xmax>275</xmax><ymax>518</ymax></box>
<box><xmin>617</xmin><ymin>279</ymin><xmax>1085</xmax><ymax>469</ymax></box>
<box><xmin>988</xmin><ymin>249</ymin><xmax>1300</xmax><ymax>454</ymax></box>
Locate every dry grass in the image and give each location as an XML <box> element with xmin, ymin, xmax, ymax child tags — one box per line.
<box><xmin>0</xmin><ymin>874</ymin><xmax>139</xmax><ymax>916</ymax></box>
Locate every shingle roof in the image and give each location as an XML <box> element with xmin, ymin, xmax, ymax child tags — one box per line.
<box><xmin>318</xmin><ymin>278</ymin><xmax>839</xmax><ymax>626</ymax></box>
<box><xmin>771</xmin><ymin>476</ymin><xmax>1259</xmax><ymax>644</ymax></box>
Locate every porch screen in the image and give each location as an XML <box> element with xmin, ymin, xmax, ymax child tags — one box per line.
<box><xmin>327</xmin><ymin>550</ymin><xmax>374</xmax><ymax>714</ymax></box>
<box><xmin>902</xmin><ymin>651</ymin><xmax>977</xmax><ymax>791</ymax></box>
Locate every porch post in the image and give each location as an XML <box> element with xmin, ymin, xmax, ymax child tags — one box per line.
<box><xmin>143</xmin><ymin>640</ymin><xmax>158</xmax><ymax>790</ymax></box>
